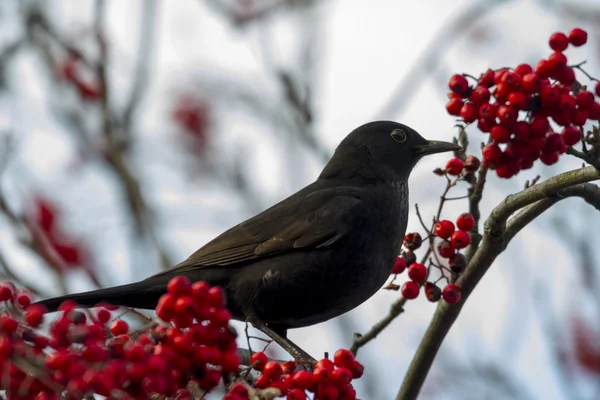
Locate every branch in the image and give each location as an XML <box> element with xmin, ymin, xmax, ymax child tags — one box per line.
<box><xmin>505</xmin><ymin>183</ymin><xmax>600</xmax><ymax>241</ymax></box>
<box><xmin>350</xmin><ymin>297</ymin><xmax>405</xmax><ymax>355</ymax></box>
<box><xmin>396</xmin><ymin>166</ymin><xmax>600</xmax><ymax>400</ymax></box>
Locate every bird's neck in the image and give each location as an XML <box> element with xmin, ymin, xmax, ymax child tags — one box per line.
<box><xmin>319</xmin><ymin>145</ymin><xmax>406</xmax><ymax>186</ymax></box>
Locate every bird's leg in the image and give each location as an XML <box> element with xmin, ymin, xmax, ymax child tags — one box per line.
<box><xmin>248</xmin><ymin>318</ymin><xmax>316</xmax><ymax>362</ymax></box>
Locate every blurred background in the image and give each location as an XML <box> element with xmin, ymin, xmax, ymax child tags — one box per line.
<box><xmin>0</xmin><ymin>0</ymin><xmax>599</xmax><ymax>399</ymax></box>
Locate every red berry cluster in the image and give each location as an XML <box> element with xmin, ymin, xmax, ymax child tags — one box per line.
<box><xmin>0</xmin><ymin>278</ymin><xmax>364</xmax><ymax>399</ymax></box>
<box><xmin>248</xmin><ymin>349</ymin><xmax>362</xmax><ymax>400</ymax></box>
<box><xmin>0</xmin><ymin>278</ymin><xmax>240</xmax><ymax>399</ymax></box>
<box><xmin>391</xmin><ymin>231</ymin><xmax>463</xmax><ymax>304</ymax></box>
<box><xmin>446</xmin><ymin>28</ymin><xmax>598</xmax><ymax>178</ymax></box>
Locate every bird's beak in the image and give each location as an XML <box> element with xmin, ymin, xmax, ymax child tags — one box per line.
<box><xmin>414</xmin><ymin>140</ymin><xmax>462</xmax><ymax>156</ymax></box>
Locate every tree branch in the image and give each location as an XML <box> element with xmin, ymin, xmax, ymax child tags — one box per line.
<box><xmin>396</xmin><ymin>166</ymin><xmax>600</xmax><ymax>400</ymax></box>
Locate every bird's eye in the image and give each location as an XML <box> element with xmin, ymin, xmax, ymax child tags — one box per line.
<box><xmin>390</xmin><ymin>129</ymin><xmax>407</xmax><ymax>144</ymax></box>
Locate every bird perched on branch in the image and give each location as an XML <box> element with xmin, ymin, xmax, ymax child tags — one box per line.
<box><xmin>36</xmin><ymin>121</ymin><xmax>460</xmax><ymax>359</ymax></box>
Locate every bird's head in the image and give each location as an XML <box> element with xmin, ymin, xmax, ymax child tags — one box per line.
<box><xmin>320</xmin><ymin>121</ymin><xmax>462</xmax><ymax>182</ymax></box>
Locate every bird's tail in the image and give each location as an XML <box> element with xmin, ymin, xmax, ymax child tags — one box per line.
<box><xmin>35</xmin><ymin>281</ymin><xmax>164</xmax><ymax>313</ymax></box>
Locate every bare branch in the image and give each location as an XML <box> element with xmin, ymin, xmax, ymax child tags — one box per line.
<box><xmin>350</xmin><ymin>297</ymin><xmax>405</xmax><ymax>355</ymax></box>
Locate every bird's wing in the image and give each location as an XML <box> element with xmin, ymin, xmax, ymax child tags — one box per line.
<box><xmin>157</xmin><ymin>187</ymin><xmax>362</xmax><ymax>275</ymax></box>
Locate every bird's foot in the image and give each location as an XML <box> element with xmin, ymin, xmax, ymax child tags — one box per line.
<box><xmin>247</xmin><ymin>318</ymin><xmax>316</xmax><ymax>362</ymax></box>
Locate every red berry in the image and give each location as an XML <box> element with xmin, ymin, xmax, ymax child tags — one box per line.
<box><xmin>350</xmin><ymin>360</ymin><xmax>364</xmax><ymax>379</ymax></box>
<box><xmin>590</xmin><ymin>102</ymin><xmax>600</xmax><ymax>120</ymax></box>
<box><xmin>521</xmin><ymin>73</ymin><xmax>542</xmax><ymax>93</ymax></box>
<box><xmin>167</xmin><ymin>276</ymin><xmax>191</xmax><ymax>296</ymax></box>
<box><xmin>568</xmin><ymin>28</ymin><xmax>587</xmax><ymax>46</ymax></box>
<box><xmin>460</xmin><ymin>103</ymin><xmax>478</xmax><ymax>123</ymax></box>
<box><xmin>540</xmin><ymin>151</ymin><xmax>560</xmax><ymax>165</ymax></box>
<box><xmin>263</xmin><ymin>361</ymin><xmax>283</xmax><ymax>380</ymax></box>
<box><xmin>24</xmin><ymin>304</ymin><xmax>46</xmax><ymax>328</ymax></box>
<box><xmin>512</xmin><ymin>121</ymin><xmax>530</xmax><ymax>142</ymax></box>
<box><xmin>490</xmin><ymin>125</ymin><xmax>510</xmax><ymax>143</ymax></box>
<box><xmin>437</xmin><ymin>241</ymin><xmax>455</xmax><ymax>259</ymax></box>
<box><xmin>497</xmin><ymin>105</ymin><xmax>518</xmax><ymax>125</ymax></box>
<box><xmin>508</xmin><ymin>91</ymin><xmax>527</xmax><ymax>109</ymax></box>
<box><xmin>562</xmin><ymin>126</ymin><xmax>582</xmax><ymax>146</ymax></box>
<box><xmin>478</xmin><ymin>69</ymin><xmax>495</xmax><ymax>87</ymax></box>
<box><xmin>576</xmin><ymin>90</ymin><xmax>594</xmax><ymax>109</ymax></box>
<box><xmin>549</xmin><ymin>32</ymin><xmax>569</xmax><ymax>51</ymax></box>
<box><xmin>451</xmin><ymin>230</ymin><xmax>471</xmax><ymax>249</ymax></box>
<box><xmin>548</xmin><ymin>51</ymin><xmax>567</xmax><ymax>69</ymax></box>
<box><xmin>470</xmin><ymin>86</ymin><xmax>490</xmax><ymax>105</ymax></box>
<box><xmin>556</xmin><ymin>66</ymin><xmax>575</xmax><ymax>85</ymax></box>
<box><xmin>392</xmin><ymin>256</ymin><xmax>406</xmax><ymax>274</ymax></box>
<box><xmin>251</xmin><ymin>351</ymin><xmax>268</xmax><ymax>371</ymax></box>
<box><xmin>338</xmin><ymin>385</ymin><xmax>357</xmax><ymax>400</ymax></box>
<box><xmin>16</xmin><ymin>291</ymin><xmax>31</xmax><ymax>308</ymax></box>
<box><xmin>535</xmin><ymin>59</ymin><xmax>556</xmax><ymax>78</ymax></box>
<box><xmin>96</xmin><ymin>308</ymin><xmax>111</xmax><ymax>324</ymax></box>
<box><xmin>493</xmin><ymin>83</ymin><xmax>511</xmax><ymax>103</ymax></box>
<box><xmin>572</xmin><ymin>109</ymin><xmax>588</xmax><ymax>126</ymax></box>
<box><xmin>110</xmin><ymin>320</ymin><xmax>128</xmax><ymax>336</ymax></box>
<box><xmin>478</xmin><ymin>103</ymin><xmax>497</xmax><ymax>120</ymax></box>
<box><xmin>477</xmin><ymin>118</ymin><xmax>494</xmax><ymax>133</ymax></box>
<box><xmin>0</xmin><ymin>315</ymin><xmax>18</xmax><ymax>334</ymax></box>
<box><xmin>408</xmin><ymin>263</ymin><xmax>427</xmax><ymax>283</ymax></box>
<box><xmin>494</xmin><ymin>69</ymin><xmax>509</xmax><ymax>84</ymax></box>
<box><xmin>501</xmin><ymin>71</ymin><xmax>521</xmax><ymax>88</ymax></box>
<box><xmin>543</xmin><ymin>132</ymin><xmax>564</xmax><ymax>153</ymax></box>
<box><xmin>313</xmin><ymin>367</ymin><xmax>331</xmax><ymax>384</ymax></box>
<box><xmin>449</xmin><ymin>74</ymin><xmax>469</xmax><ymax>96</ymax></box>
<box><xmin>287</xmin><ymin>388</ymin><xmax>307</xmax><ymax>400</ymax></box>
<box><xmin>595</xmin><ymin>82</ymin><xmax>600</xmax><ymax>97</ymax></box>
<box><xmin>316</xmin><ymin>357</ymin><xmax>335</xmax><ymax>372</ymax></box>
<box><xmin>530</xmin><ymin>117</ymin><xmax>550</xmax><ymax>137</ymax></box>
<box><xmin>559</xmin><ymin>94</ymin><xmax>577</xmax><ymax>114</ymax></box>
<box><xmin>424</xmin><ymin>282</ymin><xmax>442</xmax><ymax>302</ymax></box>
<box><xmin>541</xmin><ymin>85</ymin><xmax>561</xmax><ymax>106</ymax></box>
<box><xmin>456</xmin><ymin>213</ymin><xmax>475</xmax><ymax>231</ymax></box>
<box><xmin>514</xmin><ymin>63</ymin><xmax>533</xmax><ymax>77</ymax></box>
<box><xmin>293</xmin><ymin>370</ymin><xmax>315</xmax><ymax>391</ymax></box>
<box><xmin>401</xmin><ymin>281</ymin><xmax>420</xmax><ymax>300</ymax></box>
<box><xmin>0</xmin><ymin>286</ymin><xmax>12</xmax><ymax>303</ymax></box>
<box><xmin>442</xmin><ymin>284</ymin><xmax>462</xmax><ymax>304</ymax></box>
<box><xmin>333</xmin><ymin>348</ymin><xmax>355</xmax><ymax>368</ymax></box>
<box><xmin>464</xmin><ymin>155</ymin><xmax>480</xmax><ymax>173</ymax></box>
<box><xmin>446</xmin><ymin>98</ymin><xmax>463</xmax><ymax>116</ymax></box>
<box><xmin>435</xmin><ymin>220</ymin><xmax>455</xmax><ymax>239</ymax></box>
<box><xmin>331</xmin><ymin>367</ymin><xmax>353</xmax><ymax>385</ymax></box>
<box><xmin>445</xmin><ymin>158</ymin><xmax>464</xmax><ymax>176</ymax></box>
<box><xmin>317</xmin><ymin>385</ymin><xmax>338</xmax><ymax>400</ymax></box>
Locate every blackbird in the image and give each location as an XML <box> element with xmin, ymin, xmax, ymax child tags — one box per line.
<box><xmin>36</xmin><ymin>121</ymin><xmax>460</xmax><ymax>358</ymax></box>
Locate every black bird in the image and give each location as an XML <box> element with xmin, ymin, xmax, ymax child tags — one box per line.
<box><xmin>37</xmin><ymin>121</ymin><xmax>460</xmax><ymax>359</ymax></box>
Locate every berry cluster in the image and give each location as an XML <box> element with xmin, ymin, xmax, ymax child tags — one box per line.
<box><xmin>446</xmin><ymin>28</ymin><xmax>598</xmax><ymax>178</ymax></box>
<box><xmin>248</xmin><ymin>349</ymin><xmax>362</xmax><ymax>400</ymax></box>
<box><xmin>0</xmin><ymin>278</ymin><xmax>363</xmax><ymax>399</ymax></box>
<box><xmin>391</xmin><ymin>224</ymin><xmax>465</xmax><ymax>305</ymax></box>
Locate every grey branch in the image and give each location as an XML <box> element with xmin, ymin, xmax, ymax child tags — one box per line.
<box><xmin>396</xmin><ymin>166</ymin><xmax>600</xmax><ymax>400</ymax></box>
